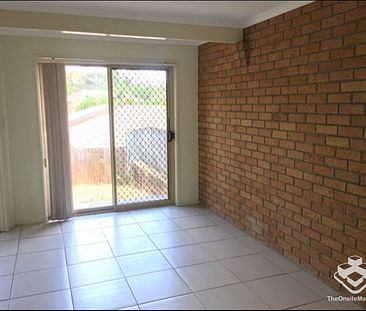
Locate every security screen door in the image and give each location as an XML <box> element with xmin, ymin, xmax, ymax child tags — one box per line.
<box><xmin>111</xmin><ymin>67</ymin><xmax>172</xmax><ymax>207</ymax></box>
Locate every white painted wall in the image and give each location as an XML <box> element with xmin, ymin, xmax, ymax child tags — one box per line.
<box><xmin>0</xmin><ymin>35</ymin><xmax>198</xmax><ymax>226</ymax></box>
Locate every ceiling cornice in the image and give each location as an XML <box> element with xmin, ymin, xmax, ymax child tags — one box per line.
<box><xmin>0</xmin><ymin>9</ymin><xmax>243</xmax><ymax>43</ymax></box>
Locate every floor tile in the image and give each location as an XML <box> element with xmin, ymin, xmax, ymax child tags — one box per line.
<box><xmin>173</xmin><ymin>215</ymin><xmax>215</xmax><ymax>230</ymax></box>
<box><xmin>201</xmin><ymin>238</ymin><xmax>256</xmax><ymax>260</ymax></box>
<box><xmin>290</xmin><ymin>271</ymin><xmax>339</xmax><ymax>297</ymax></box>
<box><xmin>0</xmin><ymin>301</ymin><xmax>8</xmax><ymax>310</ymax></box>
<box><xmin>18</xmin><ymin>235</ymin><xmax>63</xmax><ymax>254</ymax></box>
<box><xmin>127</xmin><ymin>269</ymin><xmax>191</xmax><ymax>304</ymax></box>
<box><xmin>9</xmin><ymin>290</ymin><xmax>73</xmax><ymax>310</ymax></box>
<box><xmin>186</xmin><ymin>226</ymin><xmax>232</xmax><ymax>243</ymax></box>
<box><xmin>72</xmin><ymin>279</ymin><xmax>136</xmax><ymax>310</ymax></box>
<box><xmin>117</xmin><ymin>251</ymin><xmax>171</xmax><ymax>277</ymax></box>
<box><xmin>149</xmin><ymin>231</ymin><xmax>195</xmax><ymax>249</ymax></box>
<box><xmin>139</xmin><ymin>220</ymin><xmax>181</xmax><ymax>235</ymax></box>
<box><xmin>97</xmin><ymin>212</ymin><xmax>136</xmax><ymax>228</ymax></box>
<box><xmin>331</xmin><ymin>301</ymin><xmax>366</xmax><ymax>310</ymax></box>
<box><xmin>0</xmin><ymin>275</ymin><xmax>12</xmax><ymax>301</ymax></box>
<box><xmin>246</xmin><ymin>274</ymin><xmax>321</xmax><ymax>310</ymax></box>
<box><xmin>205</xmin><ymin>213</ymin><xmax>231</xmax><ymax>226</ymax></box>
<box><xmin>109</xmin><ymin>236</ymin><xmax>156</xmax><ymax>257</ymax></box>
<box><xmin>237</xmin><ymin>237</ymin><xmax>269</xmax><ymax>253</ymax></box>
<box><xmin>12</xmin><ymin>267</ymin><xmax>69</xmax><ymax>299</ymax></box>
<box><xmin>219</xmin><ymin>223</ymin><xmax>248</xmax><ymax>238</ymax></box>
<box><xmin>21</xmin><ymin>222</ymin><xmax>61</xmax><ymax>239</ymax></box>
<box><xmin>130</xmin><ymin>209</ymin><xmax>168</xmax><ymax>223</ymax></box>
<box><xmin>177</xmin><ymin>261</ymin><xmax>240</xmax><ymax>292</ymax></box>
<box><xmin>261</xmin><ymin>251</ymin><xmax>301</xmax><ymax>273</ymax></box>
<box><xmin>0</xmin><ymin>256</ymin><xmax>16</xmax><ymax>276</ymax></box>
<box><xmin>62</xmin><ymin>229</ymin><xmax>106</xmax><ymax>247</ymax></box>
<box><xmin>0</xmin><ymin>227</ymin><xmax>21</xmax><ymax>242</ymax></box>
<box><xmin>197</xmin><ymin>283</ymin><xmax>270</xmax><ymax>310</ymax></box>
<box><xmin>222</xmin><ymin>254</ymin><xmax>285</xmax><ymax>282</ymax></box>
<box><xmin>68</xmin><ymin>258</ymin><xmax>123</xmax><ymax>288</ymax></box>
<box><xmin>290</xmin><ymin>300</ymin><xmax>338</xmax><ymax>310</ymax></box>
<box><xmin>160</xmin><ymin>206</ymin><xmax>200</xmax><ymax>218</ymax></box>
<box><xmin>15</xmin><ymin>249</ymin><xmax>66</xmax><ymax>273</ymax></box>
<box><xmin>120</xmin><ymin>306</ymin><xmax>140</xmax><ymax>310</ymax></box>
<box><xmin>65</xmin><ymin>242</ymin><xmax>113</xmax><ymax>265</ymax></box>
<box><xmin>0</xmin><ymin>240</ymin><xmax>18</xmax><ymax>257</ymax></box>
<box><xmin>162</xmin><ymin>244</ymin><xmax>215</xmax><ymax>268</ymax></box>
<box><xmin>103</xmin><ymin>224</ymin><xmax>145</xmax><ymax>241</ymax></box>
<box><xmin>140</xmin><ymin>294</ymin><xmax>204</xmax><ymax>310</ymax></box>
<box><xmin>61</xmin><ymin>218</ymin><xmax>100</xmax><ymax>233</ymax></box>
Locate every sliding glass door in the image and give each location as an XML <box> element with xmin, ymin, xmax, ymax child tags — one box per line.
<box><xmin>64</xmin><ymin>64</ymin><xmax>173</xmax><ymax>212</ymax></box>
<box><xmin>111</xmin><ymin>68</ymin><xmax>169</xmax><ymax>206</ymax></box>
<box><xmin>66</xmin><ymin>66</ymin><xmax>113</xmax><ymax>211</ymax></box>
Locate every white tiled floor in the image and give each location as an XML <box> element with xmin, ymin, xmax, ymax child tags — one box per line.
<box><xmin>0</xmin><ymin>205</ymin><xmax>364</xmax><ymax>310</ymax></box>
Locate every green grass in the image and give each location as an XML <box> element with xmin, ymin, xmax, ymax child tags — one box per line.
<box><xmin>73</xmin><ymin>183</ymin><xmax>148</xmax><ymax>204</ymax></box>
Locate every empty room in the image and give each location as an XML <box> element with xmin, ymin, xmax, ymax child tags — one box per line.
<box><xmin>0</xmin><ymin>1</ymin><xmax>365</xmax><ymax>310</ymax></box>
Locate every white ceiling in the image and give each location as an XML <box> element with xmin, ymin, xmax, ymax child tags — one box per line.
<box><xmin>0</xmin><ymin>1</ymin><xmax>311</xmax><ymax>28</ymax></box>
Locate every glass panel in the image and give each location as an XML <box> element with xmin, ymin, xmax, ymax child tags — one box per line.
<box><xmin>112</xmin><ymin>69</ymin><xmax>168</xmax><ymax>205</ymax></box>
<box><xmin>66</xmin><ymin>65</ymin><xmax>113</xmax><ymax>210</ymax></box>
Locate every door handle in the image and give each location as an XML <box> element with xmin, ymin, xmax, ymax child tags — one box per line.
<box><xmin>167</xmin><ymin>130</ymin><xmax>175</xmax><ymax>142</ymax></box>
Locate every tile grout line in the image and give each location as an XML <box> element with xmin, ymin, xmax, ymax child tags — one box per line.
<box><xmin>101</xmin><ymin>219</ymin><xmax>140</xmax><ymax>310</ymax></box>
<box><xmin>7</xmin><ymin>225</ymin><xmax>23</xmax><ymax>309</ymax></box>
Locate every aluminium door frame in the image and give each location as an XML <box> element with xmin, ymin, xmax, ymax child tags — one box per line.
<box><xmin>109</xmin><ymin>65</ymin><xmax>175</xmax><ymax>213</ymax></box>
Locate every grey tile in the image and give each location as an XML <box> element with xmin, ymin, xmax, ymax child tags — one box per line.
<box><xmin>222</xmin><ymin>254</ymin><xmax>285</xmax><ymax>282</ymax></box>
<box><xmin>173</xmin><ymin>215</ymin><xmax>215</xmax><ymax>230</ymax></box>
<box><xmin>103</xmin><ymin>224</ymin><xmax>145</xmax><ymax>241</ymax></box>
<box><xmin>162</xmin><ymin>244</ymin><xmax>215</xmax><ymax>268</ymax></box>
<box><xmin>127</xmin><ymin>269</ymin><xmax>191</xmax><ymax>304</ymax></box>
<box><xmin>61</xmin><ymin>217</ymin><xmax>100</xmax><ymax>233</ymax></box>
<box><xmin>0</xmin><ymin>241</ymin><xmax>18</xmax><ymax>257</ymax></box>
<box><xmin>0</xmin><ymin>275</ymin><xmax>12</xmax><ymax>301</ymax></box>
<box><xmin>109</xmin><ymin>236</ymin><xmax>156</xmax><ymax>257</ymax></box>
<box><xmin>65</xmin><ymin>242</ymin><xmax>113</xmax><ymax>265</ymax></box>
<box><xmin>0</xmin><ymin>301</ymin><xmax>8</xmax><ymax>310</ymax></box>
<box><xmin>130</xmin><ymin>209</ymin><xmax>168</xmax><ymax>223</ymax></box>
<box><xmin>97</xmin><ymin>212</ymin><xmax>136</xmax><ymax>228</ymax></box>
<box><xmin>140</xmin><ymin>294</ymin><xmax>204</xmax><ymax>310</ymax></box>
<box><xmin>201</xmin><ymin>238</ymin><xmax>256</xmax><ymax>260</ymax></box>
<box><xmin>160</xmin><ymin>207</ymin><xmax>200</xmax><ymax>219</ymax></box>
<box><xmin>62</xmin><ymin>229</ymin><xmax>106</xmax><ymax>247</ymax></box>
<box><xmin>290</xmin><ymin>300</ymin><xmax>338</xmax><ymax>310</ymax></box>
<box><xmin>0</xmin><ymin>256</ymin><xmax>16</xmax><ymax>276</ymax></box>
<box><xmin>197</xmin><ymin>283</ymin><xmax>270</xmax><ymax>310</ymax></box>
<box><xmin>150</xmin><ymin>231</ymin><xmax>195</xmax><ymax>249</ymax></box>
<box><xmin>177</xmin><ymin>261</ymin><xmax>240</xmax><ymax>292</ymax></box>
<box><xmin>15</xmin><ymin>249</ymin><xmax>66</xmax><ymax>273</ymax></box>
<box><xmin>186</xmin><ymin>226</ymin><xmax>232</xmax><ymax>243</ymax></box>
<box><xmin>139</xmin><ymin>220</ymin><xmax>181</xmax><ymax>235</ymax></box>
<box><xmin>246</xmin><ymin>274</ymin><xmax>321</xmax><ymax>310</ymax></box>
<box><xmin>72</xmin><ymin>279</ymin><xmax>136</xmax><ymax>310</ymax></box>
<box><xmin>18</xmin><ymin>235</ymin><xmax>63</xmax><ymax>254</ymax></box>
<box><xmin>261</xmin><ymin>250</ymin><xmax>301</xmax><ymax>273</ymax></box>
<box><xmin>290</xmin><ymin>271</ymin><xmax>339</xmax><ymax>298</ymax></box>
<box><xmin>117</xmin><ymin>251</ymin><xmax>171</xmax><ymax>277</ymax></box>
<box><xmin>9</xmin><ymin>290</ymin><xmax>73</xmax><ymax>310</ymax></box>
<box><xmin>21</xmin><ymin>223</ymin><xmax>61</xmax><ymax>239</ymax></box>
<box><xmin>11</xmin><ymin>267</ymin><xmax>69</xmax><ymax>299</ymax></box>
<box><xmin>68</xmin><ymin>258</ymin><xmax>123</xmax><ymax>288</ymax></box>
<box><xmin>237</xmin><ymin>237</ymin><xmax>269</xmax><ymax>253</ymax></box>
<box><xmin>0</xmin><ymin>227</ymin><xmax>20</xmax><ymax>242</ymax></box>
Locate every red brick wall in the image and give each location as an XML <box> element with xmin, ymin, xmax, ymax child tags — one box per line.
<box><xmin>198</xmin><ymin>0</ymin><xmax>366</xmax><ymax>292</ymax></box>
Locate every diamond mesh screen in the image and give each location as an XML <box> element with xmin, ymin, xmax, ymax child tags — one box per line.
<box><xmin>112</xmin><ymin>69</ymin><xmax>168</xmax><ymax>205</ymax></box>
